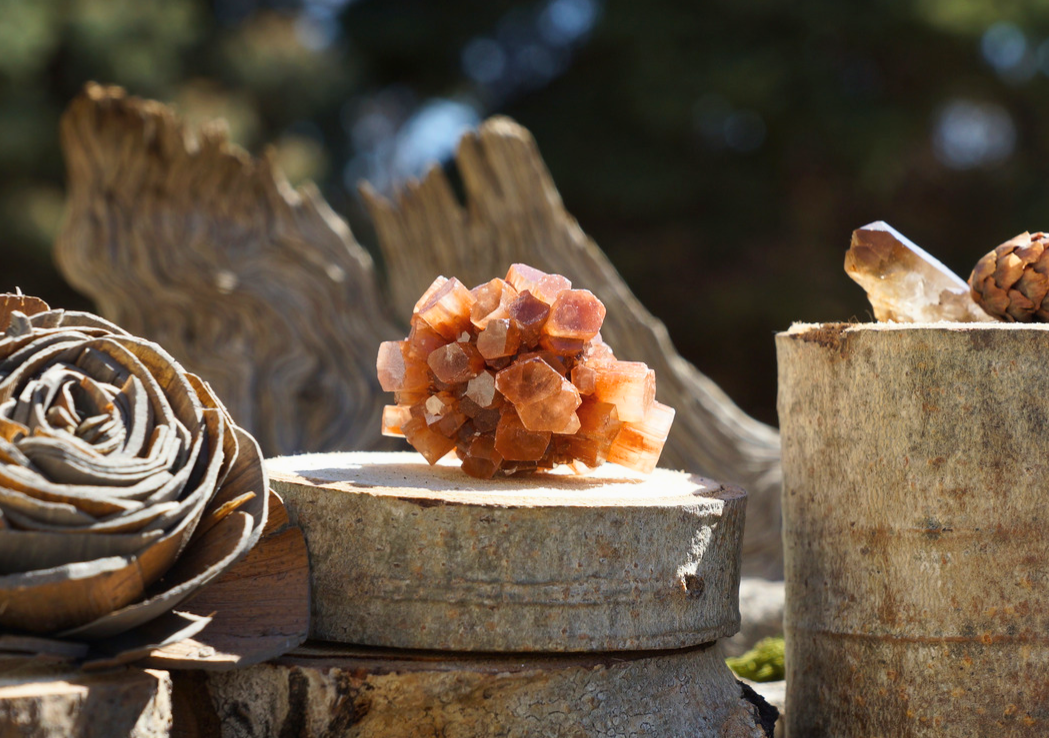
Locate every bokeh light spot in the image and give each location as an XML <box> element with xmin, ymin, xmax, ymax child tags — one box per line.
<box><xmin>932</xmin><ymin>99</ymin><xmax>1015</xmax><ymax>169</ymax></box>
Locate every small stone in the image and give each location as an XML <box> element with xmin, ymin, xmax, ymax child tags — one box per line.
<box><xmin>376</xmin><ymin>264</ymin><xmax>673</xmax><ymax>477</ymax></box>
<box><xmin>845</xmin><ymin>221</ymin><xmax>994</xmax><ymax>323</ymax></box>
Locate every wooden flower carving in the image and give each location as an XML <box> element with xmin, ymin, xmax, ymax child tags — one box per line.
<box><xmin>0</xmin><ymin>295</ymin><xmax>271</xmax><ymax>661</ymax></box>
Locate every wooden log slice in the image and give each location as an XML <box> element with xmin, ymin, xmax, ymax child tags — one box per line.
<box><xmin>180</xmin><ymin>641</ymin><xmax>767</xmax><ymax>737</ymax></box>
<box><xmin>266</xmin><ymin>451</ymin><xmax>746</xmax><ymax>652</ymax></box>
<box><xmin>0</xmin><ymin>666</ymin><xmax>171</xmax><ymax>738</ymax></box>
<box><xmin>777</xmin><ymin>323</ymin><xmax>1049</xmax><ymax>737</ymax></box>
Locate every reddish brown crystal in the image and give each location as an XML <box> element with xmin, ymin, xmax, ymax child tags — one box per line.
<box><xmin>546</xmin><ymin>289</ymin><xmax>606</xmax><ymax>340</ymax></box>
<box><xmin>470</xmin><ymin>278</ymin><xmax>519</xmax><ymax>329</ymax></box>
<box><xmin>376</xmin><ymin>263</ymin><xmax>674</xmax><ymax>477</ymax></box>
<box><xmin>477</xmin><ymin>318</ymin><xmax>521</xmax><ymax>360</ymax></box>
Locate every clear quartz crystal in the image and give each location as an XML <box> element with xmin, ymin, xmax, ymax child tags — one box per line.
<box><xmin>845</xmin><ymin>221</ymin><xmax>994</xmax><ymax>323</ymax></box>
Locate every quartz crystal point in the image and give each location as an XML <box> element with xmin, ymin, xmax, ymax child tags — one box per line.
<box><xmin>845</xmin><ymin>221</ymin><xmax>994</xmax><ymax>323</ymax></box>
<box><xmin>376</xmin><ymin>264</ymin><xmax>674</xmax><ymax>478</ymax></box>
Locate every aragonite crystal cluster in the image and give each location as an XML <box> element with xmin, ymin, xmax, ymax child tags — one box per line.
<box><xmin>376</xmin><ymin>264</ymin><xmax>674</xmax><ymax>478</ymax></box>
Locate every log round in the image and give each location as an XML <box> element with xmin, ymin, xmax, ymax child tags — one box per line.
<box><xmin>183</xmin><ymin>641</ymin><xmax>767</xmax><ymax>737</ymax></box>
<box><xmin>0</xmin><ymin>666</ymin><xmax>171</xmax><ymax>737</ymax></box>
<box><xmin>777</xmin><ymin>323</ymin><xmax>1049</xmax><ymax>737</ymax></box>
<box><xmin>266</xmin><ymin>451</ymin><xmax>746</xmax><ymax>652</ymax></box>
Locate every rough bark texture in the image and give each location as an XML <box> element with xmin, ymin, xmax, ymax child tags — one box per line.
<box><xmin>267</xmin><ymin>451</ymin><xmax>745</xmax><ymax>652</ymax></box>
<box><xmin>54</xmin><ymin>86</ymin><xmax>782</xmax><ymax>579</ymax></box>
<box><xmin>777</xmin><ymin>322</ymin><xmax>1049</xmax><ymax>737</ymax></box>
<box><xmin>0</xmin><ymin>666</ymin><xmax>172</xmax><ymax>737</ymax></box>
<box><xmin>363</xmin><ymin>119</ymin><xmax>782</xmax><ymax>578</ymax></box>
<box><xmin>53</xmin><ymin>83</ymin><xmax>399</xmax><ymax>458</ymax></box>
<box><xmin>180</xmin><ymin>642</ymin><xmax>767</xmax><ymax>738</ymax></box>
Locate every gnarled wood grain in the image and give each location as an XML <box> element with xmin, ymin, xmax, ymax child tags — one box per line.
<box><xmin>54</xmin><ymin>83</ymin><xmax>399</xmax><ymax>458</ymax></box>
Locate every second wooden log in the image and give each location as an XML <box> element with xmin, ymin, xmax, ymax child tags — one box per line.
<box><xmin>181</xmin><ymin>642</ymin><xmax>768</xmax><ymax>737</ymax></box>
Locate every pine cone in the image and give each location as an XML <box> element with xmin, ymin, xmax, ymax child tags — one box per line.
<box><xmin>969</xmin><ymin>232</ymin><xmax>1049</xmax><ymax>322</ymax></box>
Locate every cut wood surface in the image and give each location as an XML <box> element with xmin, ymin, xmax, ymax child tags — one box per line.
<box><xmin>0</xmin><ymin>666</ymin><xmax>171</xmax><ymax>737</ymax></box>
<box><xmin>179</xmin><ymin>641</ymin><xmax>767</xmax><ymax>738</ymax></box>
<box><xmin>778</xmin><ymin>322</ymin><xmax>1049</xmax><ymax>737</ymax></box>
<box><xmin>54</xmin><ymin>85</ymin><xmax>782</xmax><ymax>579</ymax></box>
<box><xmin>267</xmin><ymin>451</ymin><xmax>744</xmax><ymax>652</ymax></box>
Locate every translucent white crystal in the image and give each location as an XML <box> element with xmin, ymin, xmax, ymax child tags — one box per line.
<box><xmin>844</xmin><ymin>221</ymin><xmax>994</xmax><ymax>323</ymax></box>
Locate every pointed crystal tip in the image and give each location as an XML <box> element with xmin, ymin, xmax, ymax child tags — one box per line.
<box><xmin>845</xmin><ymin>221</ymin><xmax>993</xmax><ymax>323</ymax></box>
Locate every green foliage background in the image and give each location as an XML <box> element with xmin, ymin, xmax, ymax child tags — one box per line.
<box><xmin>5</xmin><ymin>0</ymin><xmax>1049</xmax><ymax>424</ymax></box>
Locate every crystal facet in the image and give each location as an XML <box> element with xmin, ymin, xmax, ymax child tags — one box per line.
<box><xmin>845</xmin><ymin>221</ymin><xmax>994</xmax><ymax>323</ymax></box>
<box><xmin>376</xmin><ymin>263</ymin><xmax>674</xmax><ymax>477</ymax></box>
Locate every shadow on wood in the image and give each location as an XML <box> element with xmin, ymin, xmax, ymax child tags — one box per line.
<box><xmin>53</xmin><ymin>85</ymin><xmax>783</xmax><ymax>578</ymax></box>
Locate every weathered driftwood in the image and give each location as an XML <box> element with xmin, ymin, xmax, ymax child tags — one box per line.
<box><xmin>362</xmin><ymin>119</ymin><xmax>782</xmax><ymax>578</ymax></box>
<box><xmin>54</xmin><ymin>86</ymin><xmax>782</xmax><ymax>578</ymax></box>
<box><xmin>267</xmin><ymin>451</ymin><xmax>745</xmax><ymax>652</ymax></box>
<box><xmin>54</xmin><ymin>83</ymin><xmax>400</xmax><ymax>458</ymax></box>
<box><xmin>0</xmin><ymin>666</ymin><xmax>172</xmax><ymax>737</ymax></box>
<box><xmin>177</xmin><ymin>641</ymin><xmax>768</xmax><ymax>738</ymax></box>
<box><xmin>778</xmin><ymin>323</ymin><xmax>1049</xmax><ymax>737</ymax></box>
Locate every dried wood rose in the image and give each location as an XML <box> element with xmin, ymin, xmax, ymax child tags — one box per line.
<box><xmin>969</xmin><ymin>231</ymin><xmax>1049</xmax><ymax>322</ymax></box>
<box><xmin>377</xmin><ymin>265</ymin><xmax>675</xmax><ymax>478</ymax></box>
<box><xmin>0</xmin><ymin>294</ymin><xmax>268</xmax><ymax>661</ymax></box>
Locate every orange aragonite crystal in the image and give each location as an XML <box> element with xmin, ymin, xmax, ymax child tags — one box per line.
<box><xmin>376</xmin><ymin>264</ymin><xmax>675</xmax><ymax>478</ymax></box>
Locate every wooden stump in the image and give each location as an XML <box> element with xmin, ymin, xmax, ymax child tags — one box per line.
<box><xmin>266</xmin><ymin>451</ymin><xmax>746</xmax><ymax>652</ymax></box>
<box><xmin>777</xmin><ymin>323</ymin><xmax>1049</xmax><ymax>737</ymax></box>
<box><xmin>180</xmin><ymin>642</ymin><xmax>767</xmax><ymax>738</ymax></box>
<box><xmin>0</xmin><ymin>666</ymin><xmax>171</xmax><ymax>737</ymax></box>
